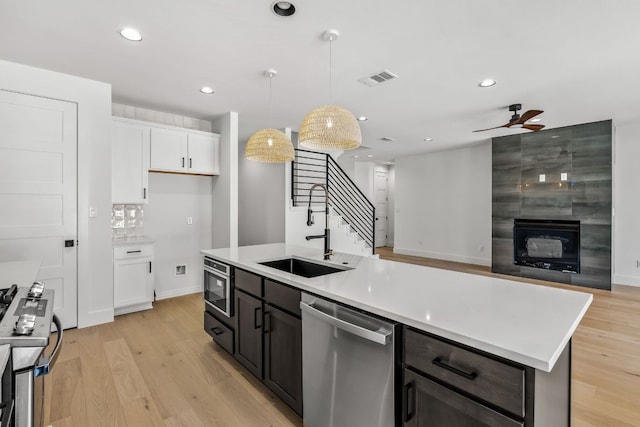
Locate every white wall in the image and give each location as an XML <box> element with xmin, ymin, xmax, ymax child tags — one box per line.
<box><xmin>211</xmin><ymin>113</ymin><xmax>239</xmax><ymax>248</ymax></box>
<box><xmin>145</xmin><ymin>173</ymin><xmax>212</xmax><ymax>299</ymax></box>
<box><xmin>388</xmin><ymin>165</ymin><xmax>396</xmax><ymax>246</ymax></box>
<box><xmin>394</xmin><ymin>142</ymin><xmax>492</xmax><ymax>265</ymax></box>
<box><xmin>238</xmin><ymin>138</ymin><xmax>285</xmax><ymax>246</ymax></box>
<box><xmin>613</xmin><ymin>123</ymin><xmax>640</xmax><ymax>286</ymax></box>
<box><xmin>0</xmin><ymin>60</ymin><xmax>114</xmax><ymax>327</ymax></box>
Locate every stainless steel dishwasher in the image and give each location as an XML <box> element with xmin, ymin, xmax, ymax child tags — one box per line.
<box><xmin>300</xmin><ymin>293</ymin><xmax>399</xmax><ymax>427</ymax></box>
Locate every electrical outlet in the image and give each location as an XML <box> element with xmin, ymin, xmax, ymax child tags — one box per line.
<box><xmin>187</xmin><ymin>217</ymin><xmax>193</xmax><ymax>225</ymax></box>
<box><xmin>175</xmin><ymin>265</ymin><xmax>186</xmax><ymax>276</ymax></box>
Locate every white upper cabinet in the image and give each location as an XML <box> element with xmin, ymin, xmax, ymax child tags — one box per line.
<box><xmin>112</xmin><ymin>119</ymin><xmax>150</xmax><ymax>204</ymax></box>
<box><xmin>187</xmin><ymin>132</ymin><xmax>220</xmax><ymax>175</ymax></box>
<box><xmin>150</xmin><ymin>127</ymin><xmax>220</xmax><ymax>175</ymax></box>
<box><xmin>150</xmin><ymin>127</ymin><xmax>188</xmax><ymax>172</ymax></box>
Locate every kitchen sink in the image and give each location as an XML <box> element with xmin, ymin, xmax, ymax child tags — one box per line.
<box><xmin>258</xmin><ymin>257</ymin><xmax>352</xmax><ymax>278</ymax></box>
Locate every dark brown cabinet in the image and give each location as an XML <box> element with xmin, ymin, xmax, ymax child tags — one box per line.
<box><xmin>402</xmin><ymin>327</ymin><xmax>571</xmax><ymax>427</ymax></box>
<box><xmin>231</xmin><ymin>269</ymin><xmax>303</xmax><ymax>416</ymax></box>
<box><xmin>263</xmin><ymin>303</ymin><xmax>303</xmax><ymax>414</ymax></box>
<box><xmin>234</xmin><ymin>289</ymin><xmax>263</xmax><ymax>378</ymax></box>
<box><xmin>403</xmin><ymin>369</ymin><xmax>523</xmax><ymax>427</ymax></box>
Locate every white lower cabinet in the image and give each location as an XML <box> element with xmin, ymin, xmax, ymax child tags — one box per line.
<box><xmin>113</xmin><ymin>244</ymin><xmax>154</xmax><ymax>315</ymax></box>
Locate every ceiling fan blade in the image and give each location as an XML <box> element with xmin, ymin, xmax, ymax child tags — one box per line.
<box><xmin>517</xmin><ymin>110</ymin><xmax>543</xmax><ymax>124</ymax></box>
<box><xmin>472</xmin><ymin>124</ymin><xmax>510</xmax><ymax>132</ymax></box>
<box><xmin>522</xmin><ymin>124</ymin><xmax>545</xmax><ymax>132</ymax></box>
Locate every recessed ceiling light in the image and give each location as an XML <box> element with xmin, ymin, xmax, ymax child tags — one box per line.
<box><xmin>423</xmin><ymin>138</ymin><xmax>433</xmax><ymax>142</ymax></box>
<box><xmin>272</xmin><ymin>1</ymin><xmax>296</xmax><ymax>16</ymax></box>
<box><xmin>200</xmin><ymin>86</ymin><xmax>214</xmax><ymax>94</ymax></box>
<box><xmin>367</xmin><ymin>154</ymin><xmax>373</xmax><ymax>158</ymax></box>
<box><xmin>530</xmin><ymin>118</ymin><xmax>541</xmax><ymax>123</ymax></box>
<box><xmin>357</xmin><ymin>116</ymin><xmax>368</xmax><ymax>121</ymax></box>
<box><xmin>119</xmin><ymin>27</ymin><xmax>142</xmax><ymax>42</ymax></box>
<box><xmin>353</xmin><ymin>155</ymin><xmax>359</xmax><ymax>158</ymax></box>
<box><xmin>478</xmin><ymin>79</ymin><xmax>496</xmax><ymax>88</ymax></box>
<box><xmin>551</xmin><ymin>135</ymin><xmax>559</xmax><ymax>139</ymax></box>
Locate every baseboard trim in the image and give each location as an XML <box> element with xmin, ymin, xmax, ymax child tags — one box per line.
<box><xmin>392</xmin><ymin>247</ymin><xmax>491</xmax><ymax>266</ymax></box>
<box><xmin>614</xmin><ymin>274</ymin><xmax>640</xmax><ymax>287</ymax></box>
<box><xmin>155</xmin><ymin>286</ymin><xmax>202</xmax><ymax>301</ymax></box>
<box><xmin>78</xmin><ymin>308</ymin><xmax>114</xmax><ymax>329</ymax></box>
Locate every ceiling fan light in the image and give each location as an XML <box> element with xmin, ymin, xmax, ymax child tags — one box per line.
<box><xmin>299</xmin><ymin>105</ymin><xmax>362</xmax><ymax>150</ymax></box>
<box><xmin>245</xmin><ymin>128</ymin><xmax>294</xmax><ymax>163</ymax></box>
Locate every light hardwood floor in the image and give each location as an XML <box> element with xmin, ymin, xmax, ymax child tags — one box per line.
<box><xmin>44</xmin><ymin>249</ymin><xmax>640</xmax><ymax>426</ymax></box>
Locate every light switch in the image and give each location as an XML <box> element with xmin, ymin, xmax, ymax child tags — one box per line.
<box><xmin>187</xmin><ymin>217</ymin><xmax>193</xmax><ymax>225</ymax></box>
<box><xmin>538</xmin><ymin>174</ymin><xmax>546</xmax><ymax>182</ymax></box>
<box><xmin>560</xmin><ymin>172</ymin><xmax>568</xmax><ymax>181</ymax></box>
<box><xmin>89</xmin><ymin>207</ymin><xmax>97</xmax><ymax>218</ymax></box>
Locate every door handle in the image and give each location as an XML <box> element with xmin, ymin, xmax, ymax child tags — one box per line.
<box><xmin>211</xmin><ymin>327</ymin><xmax>223</xmax><ymax>335</ymax></box>
<box><xmin>189</xmin><ymin>158</ymin><xmax>192</xmax><ymax>169</ymax></box>
<box><xmin>64</xmin><ymin>239</ymin><xmax>75</xmax><ymax>247</ymax></box>
<box><xmin>403</xmin><ymin>381</ymin><xmax>415</xmax><ymax>422</ymax></box>
<box><xmin>143</xmin><ymin>188</ymin><xmax>147</xmax><ymax>199</ymax></box>
<box><xmin>432</xmin><ymin>357</ymin><xmax>478</xmax><ymax>380</ymax></box>
<box><xmin>254</xmin><ymin>306</ymin><xmax>262</xmax><ymax>329</ymax></box>
<box><xmin>149</xmin><ymin>261</ymin><xmax>152</xmax><ymax>274</ymax></box>
<box><xmin>182</xmin><ymin>157</ymin><xmax>185</xmax><ymax>168</ymax></box>
<box><xmin>263</xmin><ymin>311</ymin><xmax>271</xmax><ymax>334</ymax></box>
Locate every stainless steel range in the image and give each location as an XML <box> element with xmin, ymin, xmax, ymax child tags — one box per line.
<box><xmin>0</xmin><ymin>282</ymin><xmax>61</xmax><ymax>427</ymax></box>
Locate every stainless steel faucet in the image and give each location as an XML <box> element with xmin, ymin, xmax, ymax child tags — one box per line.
<box><xmin>305</xmin><ymin>183</ymin><xmax>333</xmax><ymax>260</ymax></box>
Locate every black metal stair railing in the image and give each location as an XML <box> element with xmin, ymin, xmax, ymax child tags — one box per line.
<box><xmin>292</xmin><ymin>148</ymin><xmax>375</xmax><ymax>253</ymax></box>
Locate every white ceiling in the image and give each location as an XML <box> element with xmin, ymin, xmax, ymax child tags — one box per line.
<box><xmin>1</xmin><ymin>0</ymin><xmax>639</xmax><ymax>161</ymax></box>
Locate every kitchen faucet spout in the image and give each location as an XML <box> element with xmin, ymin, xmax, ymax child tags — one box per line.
<box><xmin>306</xmin><ymin>184</ymin><xmax>332</xmax><ymax>260</ymax></box>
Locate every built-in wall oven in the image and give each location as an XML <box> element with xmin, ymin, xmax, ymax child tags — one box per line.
<box><xmin>203</xmin><ymin>257</ymin><xmax>233</xmax><ymax>317</ymax></box>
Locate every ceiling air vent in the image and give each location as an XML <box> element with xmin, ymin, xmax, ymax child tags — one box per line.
<box><xmin>358</xmin><ymin>69</ymin><xmax>398</xmax><ymax>87</ymax></box>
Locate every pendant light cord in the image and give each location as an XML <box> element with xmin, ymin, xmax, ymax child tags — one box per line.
<box><xmin>269</xmin><ymin>74</ymin><xmax>273</xmax><ymax>128</ymax></box>
<box><xmin>329</xmin><ymin>36</ymin><xmax>333</xmax><ymax>104</ymax></box>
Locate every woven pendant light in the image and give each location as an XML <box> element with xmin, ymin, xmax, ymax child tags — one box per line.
<box><xmin>299</xmin><ymin>29</ymin><xmax>361</xmax><ymax>151</ymax></box>
<box><xmin>245</xmin><ymin>70</ymin><xmax>295</xmax><ymax>163</ymax></box>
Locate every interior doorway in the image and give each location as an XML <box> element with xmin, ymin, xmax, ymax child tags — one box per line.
<box><xmin>0</xmin><ymin>90</ymin><xmax>78</xmax><ymax>328</ymax></box>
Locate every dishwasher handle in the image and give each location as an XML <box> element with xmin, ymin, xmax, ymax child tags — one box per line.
<box><xmin>300</xmin><ymin>300</ymin><xmax>392</xmax><ymax>345</ymax></box>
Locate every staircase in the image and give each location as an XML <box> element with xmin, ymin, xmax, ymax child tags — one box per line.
<box><xmin>291</xmin><ymin>149</ymin><xmax>375</xmax><ymax>257</ymax></box>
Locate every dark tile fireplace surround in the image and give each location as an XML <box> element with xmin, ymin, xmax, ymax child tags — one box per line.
<box><xmin>492</xmin><ymin>120</ymin><xmax>612</xmax><ymax>290</ymax></box>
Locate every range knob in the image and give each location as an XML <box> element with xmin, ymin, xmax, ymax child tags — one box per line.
<box><xmin>28</xmin><ymin>281</ymin><xmax>45</xmax><ymax>299</ymax></box>
<box><xmin>14</xmin><ymin>314</ymin><xmax>36</xmax><ymax>336</ymax></box>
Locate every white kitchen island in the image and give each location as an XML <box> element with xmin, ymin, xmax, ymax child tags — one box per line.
<box><xmin>201</xmin><ymin>243</ymin><xmax>593</xmax><ymax>426</ymax></box>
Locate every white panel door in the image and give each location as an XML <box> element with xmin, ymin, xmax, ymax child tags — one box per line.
<box><xmin>112</xmin><ymin>120</ymin><xmax>150</xmax><ymax>204</ymax></box>
<box><xmin>149</xmin><ymin>127</ymin><xmax>187</xmax><ymax>172</ymax></box>
<box><xmin>0</xmin><ymin>90</ymin><xmax>78</xmax><ymax>328</ymax></box>
<box><xmin>187</xmin><ymin>132</ymin><xmax>219</xmax><ymax>175</ymax></box>
<box><xmin>374</xmin><ymin>170</ymin><xmax>388</xmax><ymax>247</ymax></box>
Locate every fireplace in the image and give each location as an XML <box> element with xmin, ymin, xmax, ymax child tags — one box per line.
<box><xmin>513</xmin><ymin>219</ymin><xmax>580</xmax><ymax>273</ymax></box>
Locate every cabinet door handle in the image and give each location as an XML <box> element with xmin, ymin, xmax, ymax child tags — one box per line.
<box><xmin>189</xmin><ymin>158</ymin><xmax>192</xmax><ymax>169</ymax></box>
<box><xmin>211</xmin><ymin>327</ymin><xmax>223</xmax><ymax>336</ymax></box>
<box><xmin>254</xmin><ymin>306</ymin><xmax>262</xmax><ymax>329</ymax></box>
<box><xmin>263</xmin><ymin>311</ymin><xmax>271</xmax><ymax>334</ymax></box>
<box><xmin>126</xmin><ymin>250</ymin><xmax>142</xmax><ymax>254</ymax></box>
<box><xmin>149</xmin><ymin>261</ymin><xmax>152</xmax><ymax>274</ymax></box>
<box><xmin>143</xmin><ymin>187</ymin><xmax>147</xmax><ymax>199</ymax></box>
<box><xmin>403</xmin><ymin>381</ymin><xmax>415</xmax><ymax>422</ymax></box>
<box><xmin>432</xmin><ymin>357</ymin><xmax>478</xmax><ymax>380</ymax></box>
<box><xmin>182</xmin><ymin>157</ymin><xmax>185</xmax><ymax>168</ymax></box>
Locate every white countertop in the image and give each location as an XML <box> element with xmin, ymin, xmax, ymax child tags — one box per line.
<box><xmin>201</xmin><ymin>243</ymin><xmax>593</xmax><ymax>372</ymax></box>
<box><xmin>112</xmin><ymin>236</ymin><xmax>155</xmax><ymax>247</ymax></box>
<box><xmin>0</xmin><ymin>260</ymin><xmax>40</xmax><ymax>288</ymax></box>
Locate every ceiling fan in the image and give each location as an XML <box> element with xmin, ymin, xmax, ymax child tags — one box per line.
<box><xmin>473</xmin><ymin>104</ymin><xmax>545</xmax><ymax>133</ymax></box>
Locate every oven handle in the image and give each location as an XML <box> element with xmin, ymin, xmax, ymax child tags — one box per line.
<box><xmin>34</xmin><ymin>314</ymin><xmax>63</xmax><ymax>377</ymax></box>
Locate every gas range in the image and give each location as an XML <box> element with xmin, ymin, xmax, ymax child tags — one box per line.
<box><xmin>0</xmin><ymin>285</ymin><xmax>54</xmax><ymax>348</ymax></box>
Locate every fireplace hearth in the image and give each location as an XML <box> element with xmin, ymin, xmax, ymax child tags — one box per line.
<box><xmin>513</xmin><ymin>219</ymin><xmax>580</xmax><ymax>273</ymax></box>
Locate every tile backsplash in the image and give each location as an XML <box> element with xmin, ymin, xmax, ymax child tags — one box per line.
<box><xmin>112</xmin><ymin>204</ymin><xmax>144</xmax><ymax>238</ymax></box>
